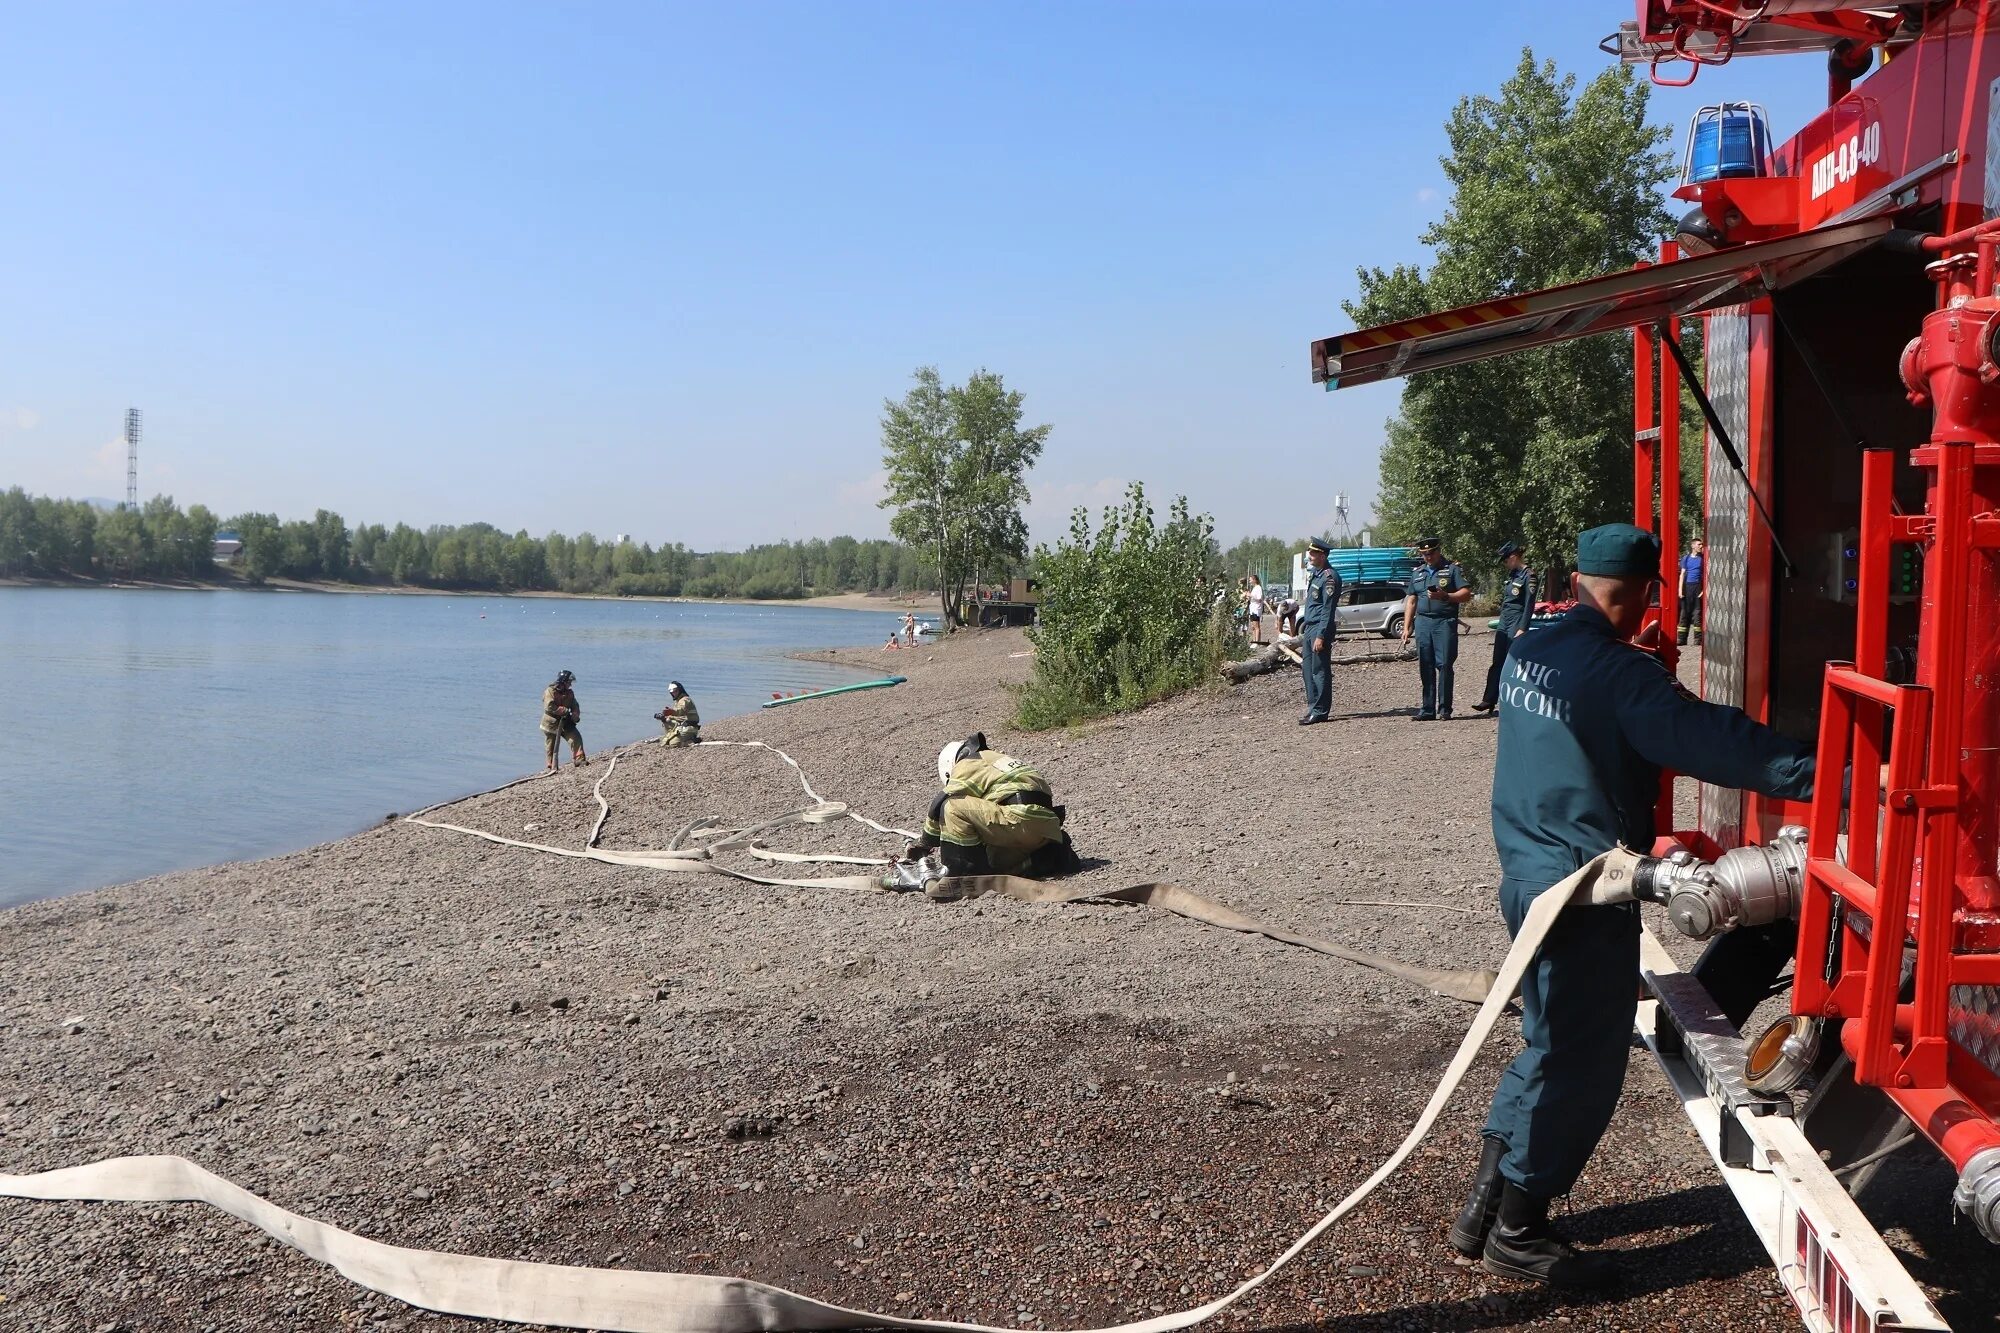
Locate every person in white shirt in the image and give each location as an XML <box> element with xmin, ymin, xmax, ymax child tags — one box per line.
<box><xmin>1245</xmin><ymin>574</ymin><xmax>1267</xmax><ymax>645</ymax></box>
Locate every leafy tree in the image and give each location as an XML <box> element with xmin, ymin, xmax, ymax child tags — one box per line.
<box><xmin>1221</xmin><ymin>534</ymin><xmax>1303</xmax><ymax>589</ymax></box>
<box><xmin>311</xmin><ymin>509</ymin><xmax>351</xmax><ymax>580</ymax></box>
<box><xmin>96</xmin><ymin>505</ymin><xmax>145</xmax><ymax>577</ymax></box>
<box><xmin>52</xmin><ymin>498</ymin><xmax>96</xmax><ymax>573</ymax></box>
<box><xmin>230</xmin><ymin>512</ymin><xmax>284</xmax><ymax>583</ymax></box>
<box><xmin>1348</xmin><ymin>50</ymin><xmax>1673</xmax><ymax>586</ymax></box>
<box><xmin>0</xmin><ymin>488</ymin><xmax>32</xmax><ymax>575</ymax></box>
<box><xmin>3</xmin><ymin>485</ymin><xmax>940</xmax><ymax>601</ymax></box>
<box><xmin>880</xmin><ymin>366</ymin><xmax>1048</xmax><ymax>627</ymax></box>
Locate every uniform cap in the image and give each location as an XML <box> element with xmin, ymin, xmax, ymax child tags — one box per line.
<box><xmin>667</xmin><ymin>680</ymin><xmax>685</xmax><ymax>696</ymax></box>
<box><xmin>1497</xmin><ymin>541</ymin><xmax>1520</xmax><ymax>558</ymax></box>
<box><xmin>1305</xmin><ymin>536</ymin><xmax>1332</xmax><ymax>553</ymax></box>
<box><xmin>938</xmin><ymin>742</ymin><xmax>962</xmax><ymax>787</ymax></box>
<box><xmin>1576</xmin><ymin>523</ymin><xmax>1662</xmax><ymax>577</ymax></box>
<box><xmin>1415</xmin><ymin>536</ymin><xmax>1441</xmax><ymax>550</ymax></box>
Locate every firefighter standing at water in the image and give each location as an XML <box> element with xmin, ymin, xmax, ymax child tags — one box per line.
<box><xmin>1472</xmin><ymin>541</ymin><xmax>1533</xmax><ymax>714</ymax></box>
<box><xmin>895</xmin><ymin>733</ymin><xmax>1081</xmax><ymax>898</ymax></box>
<box><xmin>540</xmin><ymin>670</ymin><xmax>589</xmax><ymax>772</ymax></box>
<box><xmin>1450</xmin><ymin>523</ymin><xmax>1814</xmax><ymax>1285</ymax></box>
<box><xmin>1400</xmin><ymin>537</ymin><xmax>1471</xmax><ymax>720</ymax></box>
<box><xmin>1297</xmin><ymin>537</ymin><xmax>1341</xmax><ymax>725</ymax></box>
<box><xmin>654</xmin><ymin>680</ymin><xmax>701</xmax><ymax>747</ymax></box>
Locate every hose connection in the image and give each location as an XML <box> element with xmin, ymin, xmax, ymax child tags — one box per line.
<box><xmin>1743</xmin><ymin>1014</ymin><xmax>1822</xmax><ymax>1096</ymax></box>
<box><xmin>1956</xmin><ymin>1147</ymin><xmax>2000</xmax><ymax>1245</ymax></box>
<box><xmin>1633</xmin><ymin>826</ymin><xmax>1810</xmax><ymax>939</ymax></box>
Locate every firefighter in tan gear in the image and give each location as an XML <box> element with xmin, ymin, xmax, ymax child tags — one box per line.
<box><xmin>540</xmin><ymin>669</ymin><xmax>589</xmax><ymax>771</ymax></box>
<box><xmin>654</xmin><ymin>680</ymin><xmax>701</xmax><ymax>747</ymax></box>
<box><xmin>895</xmin><ymin>733</ymin><xmax>1081</xmax><ymax>896</ymax></box>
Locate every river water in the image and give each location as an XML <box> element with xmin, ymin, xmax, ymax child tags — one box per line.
<box><xmin>1</xmin><ymin>587</ymin><xmax>902</xmax><ymax>906</ymax></box>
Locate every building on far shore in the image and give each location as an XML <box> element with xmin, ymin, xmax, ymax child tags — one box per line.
<box><xmin>213</xmin><ymin>531</ymin><xmax>243</xmax><ymax>563</ymax></box>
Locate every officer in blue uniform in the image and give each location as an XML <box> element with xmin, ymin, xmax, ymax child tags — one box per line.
<box><xmin>1399</xmin><ymin>537</ymin><xmax>1470</xmax><ymax>720</ymax></box>
<box><xmin>1450</xmin><ymin>523</ymin><xmax>1816</xmax><ymax>1285</ymax></box>
<box><xmin>1472</xmin><ymin>541</ymin><xmax>1534</xmax><ymax>714</ymax></box>
<box><xmin>1297</xmin><ymin>536</ymin><xmax>1342</xmax><ymax>725</ymax></box>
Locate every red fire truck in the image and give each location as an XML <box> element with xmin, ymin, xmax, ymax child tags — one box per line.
<box><xmin>1316</xmin><ymin>5</ymin><xmax>2000</xmax><ymax>1330</ymax></box>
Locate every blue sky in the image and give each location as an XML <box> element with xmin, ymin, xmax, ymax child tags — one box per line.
<box><xmin>0</xmin><ymin>2</ymin><xmax>1828</xmax><ymax>549</ymax></box>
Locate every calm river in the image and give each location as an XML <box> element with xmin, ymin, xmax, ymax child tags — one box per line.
<box><xmin>0</xmin><ymin>587</ymin><xmax>900</xmax><ymax>906</ymax></box>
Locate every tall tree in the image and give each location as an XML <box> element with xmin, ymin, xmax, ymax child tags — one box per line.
<box><xmin>96</xmin><ymin>506</ymin><xmax>145</xmax><ymax>578</ymax></box>
<box><xmin>0</xmin><ymin>487</ymin><xmax>33</xmax><ymax>575</ymax></box>
<box><xmin>949</xmin><ymin>369</ymin><xmax>1049</xmax><ymax>612</ymax></box>
<box><xmin>1348</xmin><ymin>51</ymin><xmax>1673</xmax><ymax>584</ymax></box>
<box><xmin>879</xmin><ymin>366</ymin><xmax>1048</xmax><ymax>627</ymax></box>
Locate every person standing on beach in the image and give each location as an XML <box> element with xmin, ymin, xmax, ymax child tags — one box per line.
<box><xmin>1473</xmin><ymin>542</ymin><xmax>1533</xmax><ymax>715</ymax></box>
<box><xmin>655</xmin><ymin>680</ymin><xmax>701</xmax><ymax>747</ymax></box>
<box><xmin>540</xmin><ymin>670</ymin><xmax>588</xmax><ymax>771</ymax></box>
<box><xmin>1400</xmin><ymin>536</ymin><xmax>1471</xmax><ymax>721</ymax></box>
<box><xmin>1297</xmin><ymin>537</ymin><xmax>1340</xmax><ymax>726</ymax></box>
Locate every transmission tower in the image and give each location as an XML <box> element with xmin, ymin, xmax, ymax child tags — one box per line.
<box><xmin>125</xmin><ymin>408</ymin><xmax>142</xmax><ymax>508</ymax></box>
<box><xmin>1331</xmin><ymin>492</ymin><xmax>1354</xmax><ymax>544</ymax></box>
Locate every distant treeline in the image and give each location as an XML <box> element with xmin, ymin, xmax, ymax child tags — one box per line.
<box><xmin>0</xmin><ymin>487</ymin><xmax>935</xmax><ymax>599</ymax></box>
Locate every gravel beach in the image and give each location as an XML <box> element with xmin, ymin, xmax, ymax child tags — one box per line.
<box><xmin>3</xmin><ymin>627</ymin><xmax>1993</xmax><ymax>1332</ymax></box>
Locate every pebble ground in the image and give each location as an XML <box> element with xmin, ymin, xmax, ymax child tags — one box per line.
<box><xmin>2</xmin><ymin>627</ymin><xmax>1993</xmax><ymax>1331</ymax></box>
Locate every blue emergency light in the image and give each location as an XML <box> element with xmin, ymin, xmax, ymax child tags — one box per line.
<box><xmin>1684</xmin><ymin>103</ymin><xmax>1772</xmax><ymax>184</ymax></box>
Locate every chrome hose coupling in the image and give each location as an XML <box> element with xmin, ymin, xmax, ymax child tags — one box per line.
<box><xmin>1955</xmin><ymin>1146</ymin><xmax>2000</xmax><ymax>1245</ymax></box>
<box><xmin>1633</xmin><ymin>826</ymin><xmax>1810</xmax><ymax>940</ymax></box>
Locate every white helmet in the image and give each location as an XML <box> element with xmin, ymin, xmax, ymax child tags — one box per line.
<box><xmin>937</xmin><ymin>742</ymin><xmax>962</xmax><ymax>787</ymax></box>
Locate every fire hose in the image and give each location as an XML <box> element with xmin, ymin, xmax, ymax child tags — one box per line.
<box><xmin>0</xmin><ymin>742</ymin><xmax>1653</xmax><ymax>1332</ymax></box>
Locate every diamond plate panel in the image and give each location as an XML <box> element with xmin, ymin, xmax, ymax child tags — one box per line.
<box><xmin>1952</xmin><ymin>985</ymin><xmax>2000</xmax><ymax>1082</ymax></box>
<box><xmin>1647</xmin><ymin>966</ymin><xmax>1793</xmax><ymax>1120</ymax></box>
<box><xmin>1987</xmin><ymin>76</ymin><xmax>2000</xmax><ymax>217</ymax></box>
<box><xmin>1701</xmin><ymin>308</ymin><xmax>1751</xmax><ymax>847</ymax></box>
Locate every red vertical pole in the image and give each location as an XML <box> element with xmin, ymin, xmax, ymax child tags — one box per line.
<box><xmin>1634</xmin><ymin>317</ymin><xmax>1658</xmax><ymax>532</ymax></box>
<box><xmin>1850</xmin><ymin>448</ymin><xmax>1894</xmax><ymax>888</ymax></box>
<box><xmin>1634</xmin><ymin>294</ymin><xmax>1675</xmax><ymax>833</ymax></box>
<box><xmin>1660</xmin><ymin>304</ymin><xmax>1683</xmax><ymax>641</ymax></box>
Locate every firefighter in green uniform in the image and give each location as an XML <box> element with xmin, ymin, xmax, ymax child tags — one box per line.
<box><xmin>1473</xmin><ymin>541</ymin><xmax>1534</xmax><ymax>714</ymax></box>
<box><xmin>895</xmin><ymin>733</ymin><xmax>1081</xmax><ymax>899</ymax></box>
<box><xmin>1297</xmin><ymin>536</ymin><xmax>1342</xmax><ymax>725</ymax></box>
<box><xmin>1400</xmin><ymin>536</ymin><xmax>1471</xmax><ymax>720</ymax></box>
<box><xmin>654</xmin><ymin>680</ymin><xmax>701</xmax><ymax>747</ymax></box>
<box><xmin>1450</xmin><ymin>524</ymin><xmax>1815</xmax><ymax>1285</ymax></box>
<box><xmin>539</xmin><ymin>669</ymin><xmax>588</xmax><ymax>772</ymax></box>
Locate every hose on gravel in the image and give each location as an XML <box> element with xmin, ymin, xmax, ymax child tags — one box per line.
<box><xmin>3</xmin><ymin>740</ymin><xmax>1656</xmax><ymax>1328</ymax></box>
<box><xmin>1</xmin><ymin>850</ymin><xmax>1648</xmax><ymax>1333</ymax></box>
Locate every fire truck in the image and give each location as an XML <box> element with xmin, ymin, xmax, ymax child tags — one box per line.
<box><xmin>1315</xmin><ymin>4</ymin><xmax>2000</xmax><ymax>1330</ymax></box>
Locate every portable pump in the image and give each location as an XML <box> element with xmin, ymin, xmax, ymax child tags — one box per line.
<box><xmin>1630</xmin><ymin>825</ymin><xmax>1810</xmax><ymax>940</ymax></box>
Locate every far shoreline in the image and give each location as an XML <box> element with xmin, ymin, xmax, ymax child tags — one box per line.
<box><xmin>0</xmin><ymin>572</ymin><xmax>933</xmax><ymax>616</ymax></box>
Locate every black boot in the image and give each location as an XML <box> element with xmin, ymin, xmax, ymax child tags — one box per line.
<box><xmin>1481</xmin><ymin>1182</ymin><xmax>1617</xmax><ymax>1286</ymax></box>
<box><xmin>1448</xmin><ymin>1137</ymin><xmax>1506</xmax><ymax>1257</ymax></box>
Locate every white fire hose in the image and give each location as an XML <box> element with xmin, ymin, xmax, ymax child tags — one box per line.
<box><xmin>0</xmin><ymin>739</ymin><xmax>1649</xmax><ymax>1332</ymax></box>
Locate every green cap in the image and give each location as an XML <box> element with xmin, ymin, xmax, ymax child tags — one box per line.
<box><xmin>1576</xmin><ymin>523</ymin><xmax>1662</xmax><ymax>578</ymax></box>
<box><xmin>1305</xmin><ymin>536</ymin><xmax>1332</xmax><ymax>553</ymax></box>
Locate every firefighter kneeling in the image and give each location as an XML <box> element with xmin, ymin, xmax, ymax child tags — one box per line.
<box><xmin>894</xmin><ymin>733</ymin><xmax>1082</xmax><ymax>899</ymax></box>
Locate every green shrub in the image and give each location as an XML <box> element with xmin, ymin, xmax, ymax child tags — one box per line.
<box><xmin>1016</xmin><ymin>483</ymin><xmax>1238</xmax><ymax>729</ymax></box>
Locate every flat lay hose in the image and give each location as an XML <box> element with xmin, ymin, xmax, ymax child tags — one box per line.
<box><xmin>1</xmin><ymin>739</ymin><xmax>1645</xmax><ymax>1332</ymax></box>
